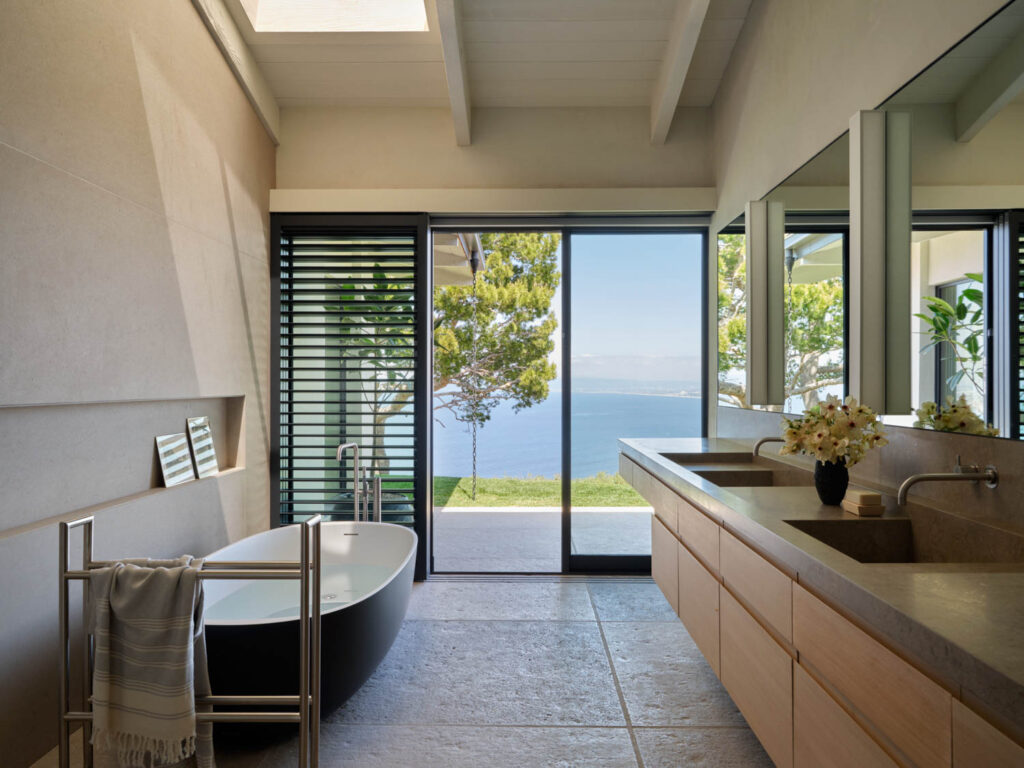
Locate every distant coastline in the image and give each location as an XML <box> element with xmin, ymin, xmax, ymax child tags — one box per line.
<box><xmin>571</xmin><ymin>390</ymin><xmax>701</xmax><ymax>399</ymax></box>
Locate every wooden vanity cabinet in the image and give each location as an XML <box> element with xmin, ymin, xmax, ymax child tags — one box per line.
<box><xmin>793</xmin><ymin>584</ymin><xmax>952</xmax><ymax>768</ymax></box>
<box><xmin>651</xmin><ymin>514</ymin><xmax>678</xmax><ymax>613</ymax></box>
<box><xmin>676</xmin><ymin>536</ymin><xmax>720</xmax><ymax>674</ymax></box>
<box><xmin>952</xmin><ymin>700</ymin><xmax>1024</xmax><ymax>767</ymax></box>
<box><xmin>794</xmin><ymin>663</ymin><xmax>898</xmax><ymax>768</ymax></box>
<box><xmin>720</xmin><ymin>529</ymin><xmax>792</xmax><ymax>641</ymax></box>
<box><xmin>629</xmin><ymin>455</ymin><xmax>1024</xmax><ymax>768</ymax></box>
<box><xmin>676</xmin><ymin>496</ymin><xmax>719</xmax><ymax>571</ymax></box>
<box><xmin>720</xmin><ymin>586</ymin><xmax>794</xmax><ymax>768</ymax></box>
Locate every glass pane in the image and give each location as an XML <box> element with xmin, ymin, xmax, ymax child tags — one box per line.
<box><xmin>432</xmin><ymin>232</ymin><xmax>563</xmax><ymax>572</ymax></box>
<box><xmin>570</xmin><ymin>233</ymin><xmax>704</xmax><ymax>557</ymax></box>
<box><xmin>783</xmin><ymin>232</ymin><xmax>845</xmax><ymax>413</ymax></box>
<box><xmin>717</xmin><ymin>232</ymin><xmax>749</xmax><ymax>408</ymax></box>
<box><xmin>910</xmin><ymin>230</ymin><xmax>987</xmax><ymax>417</ymax></box>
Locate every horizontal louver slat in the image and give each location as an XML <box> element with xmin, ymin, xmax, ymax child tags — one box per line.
<box><xmin>278</xmin><ymin>227</ymin><xmax>419</xmax><ymax>527</ymax></box>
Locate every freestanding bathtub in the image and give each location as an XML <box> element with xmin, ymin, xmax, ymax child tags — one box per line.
<box><xmin>203</xmin><ymin>522</ymin><xmax>416</xmax><ymax>709</ymax></box>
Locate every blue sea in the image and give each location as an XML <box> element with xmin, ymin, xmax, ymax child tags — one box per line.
<box><xmin>433</xmin><ymin>391</ymin><xmax>702</xmax><ymax>479</ymax></box>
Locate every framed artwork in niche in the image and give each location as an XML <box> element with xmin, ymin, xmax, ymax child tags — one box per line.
<box><xmin>187</xmin><ymin>416</ymin><xmax>219</xmax><ymax>478</ymax></box>
<box><xmin>156</xmin><ymin>433</ymin><xmax>196</xmax><ymax>487</ymax></box>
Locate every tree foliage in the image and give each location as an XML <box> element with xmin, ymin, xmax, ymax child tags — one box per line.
<box><xmin>717</xmin><ymin>234</ymin><xmax>748</xmax><ymax>407</ymax></box>
<box><xmin>915</xmin><ymin>273</ymin><xmax>985</xmax><ymax>403</ymax></box>
<box><xmin>717</xmin><ymin>233</ymin><xmax>845</xmax><ymax>410</ymax></box>
<box><xmin>433</xmin><ymin>232</ymin><xmax>561</xmax><ymax>426</ymax></box>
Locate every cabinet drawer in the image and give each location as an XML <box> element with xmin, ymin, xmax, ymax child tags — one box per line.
<box><xmin>721</xmin><ymin>586</ymin><xmax>793</xmax><ymax>768</ymax></box>
<box><xmin>677</xmin><ymin>537</ymin><xmax>720</xmax><ymax>675</ymax></box>
<box><xmin>654</xmin><ymin>488</ymin><xmax>678</xmax><ymax>532</ymax></box>
<box><xmin>794</xmin><ymin>664</ymin><xmax>898</xmax><ymax>768</ymax></box>
<box><xmin>652</xmin><ymin>515</ymin><xmax>678</xmax><ymax>613</ymax></box>
<box><xmin>793</xmin><ymin>585</ymin><xmax>952</xmax><ymax>768</ymax></box>
<box><xmin>677</xmin><ymin>496</ymin><xmax>719</xmax><ymax>572</ymax></box>
<box><xmin>720</xmin><ymin>530</ymin><xmax>792</xmax><ymax>641</ymax></box>
<box><xmin>953</xmin><ymin>700</ymin><xmax>1024</xmax><ymax>767</ymax></box>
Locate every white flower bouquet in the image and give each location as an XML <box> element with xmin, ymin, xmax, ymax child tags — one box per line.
<box><xmin>914</xmin><ymin>396</ymin><xmax>998</xmax><ymax>436</ymax></box>
<box><xmin>780</xmin><ymin>395</ymin><xmax>887</xmax><ymax>466</ymax></box>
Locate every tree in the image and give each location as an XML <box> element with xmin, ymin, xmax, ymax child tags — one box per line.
<box><xmin>339</xmin><ymin>233</ymin><xmax>560</xmax><ymax>497</ymax></box>
<box><xmin>717</xmin><ymin>234</ymin><xmax>749</xmax><ymax>408</ymax></box>
<box><xmin>717</xmin><ymin>234</ymin><xmax>845</xmax><ymax>411</ymax></box>
<box><xmin>783</xmin><ymin>278</ymin><xmax>844</xmax><ymax>408</ymax></box>
<box><xmin>433</xmin><ymin>233</ymin><xmax>561</xmax><ymax>495</ymax></box>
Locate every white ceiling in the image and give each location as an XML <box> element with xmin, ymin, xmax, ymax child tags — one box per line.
<box><xmin>222</xmin><ymin>0</ymin><xmax>751</xmax><ymax>139</ymax></box>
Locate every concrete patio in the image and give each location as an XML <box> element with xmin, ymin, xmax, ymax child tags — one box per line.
<box><xmin>432</xmin><ymin>506</ymin><xmax>653</xmax><ymax>572</ymax></box>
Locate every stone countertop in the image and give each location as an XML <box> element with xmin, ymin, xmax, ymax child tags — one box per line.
<box><xmin>619</xmin><ymin>437</ymin><xmax>1024</xmax><ymax>737</ymax></box>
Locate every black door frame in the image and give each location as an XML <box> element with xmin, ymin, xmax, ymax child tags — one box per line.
<box><xmin>429</xmin><ymin>217</ymin><xmax>710</xmax><ymax>574</ymax></box>
<box><xmin>270</xmin><ymin>213</ymin><xmax>432</xmax><ymax>581</ymax></box>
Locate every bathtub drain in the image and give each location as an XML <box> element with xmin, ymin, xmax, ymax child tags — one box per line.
<box><xmin>321</xmin><ymin>593</ymin><xmax>337</xmax><ymax>601</ymax></box>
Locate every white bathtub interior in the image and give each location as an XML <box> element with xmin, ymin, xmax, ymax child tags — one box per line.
<box><xmin>203</xmin><ymin>522</ymin><xmax>416</xmax><ymax>625</ymax></box>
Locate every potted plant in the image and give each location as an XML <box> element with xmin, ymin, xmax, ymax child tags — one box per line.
<box><xmin>779</xmin><ymin>395</ymin><xmax>888</xmax><ymax>505</ymax></box>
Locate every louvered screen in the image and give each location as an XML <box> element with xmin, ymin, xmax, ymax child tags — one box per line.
<box><xmin>1017</xmin><ymin>222</ymin><xmax>1024</xmax><ymax>439</ymax></box>
<box><xmin>277</xmin><ymin>230</ymin><xmax>418</xmax><ymax>526</ymax></box>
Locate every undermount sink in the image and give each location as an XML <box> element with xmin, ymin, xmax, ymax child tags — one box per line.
<box><xmin>662</xmin><ymin>454</ymin><xmax>814</xmax><ymax>489</ymax></box>
<box><xmin>785</xmin><ymin>516</ymin><xmax>1024</xmax><ymax>564</ymax></box>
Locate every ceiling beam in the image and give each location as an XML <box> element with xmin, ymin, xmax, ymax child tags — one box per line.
<box><xmin>192</xmin><ymin>0</ymin><xmax>280</xmax><ymax>144</ymax></box>
<box><xmin>650</xmin><ymin>0</ymin><xmax>710</xmax><ymax>145</ymax></box>
<box><xmin>955</xmin><ymin>29</ymin><xmax>1024</xmax><ymax>142</ymax></box>
<box><xmin>436</xmin><ymin>0</ymin><xmax>471</xmax><ymax>146</ymax></box>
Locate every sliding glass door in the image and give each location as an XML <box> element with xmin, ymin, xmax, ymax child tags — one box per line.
<box><xmin>565</xmin><ymin>232</ymin><xmax>705</xmax><ymax>570</ymax></box>
<box><xmin>431</xmin><ymin>232</ymin><xmax>563</xmax><ymax>572</ymax></box>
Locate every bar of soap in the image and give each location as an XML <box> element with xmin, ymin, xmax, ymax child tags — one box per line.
<box><xmin>844</xmin><ymin>489</ymin><xmax>881</xmax><ymax>506</ymax></box>
<box><xmin>841</xmin><ymin>499</ymin><xmax>885</xmax><ymax>517</ymax></box>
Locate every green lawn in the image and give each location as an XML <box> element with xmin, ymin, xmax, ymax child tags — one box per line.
<box><xmin>433</xmin><ymin>472</ymin><xmax>647</xmax><ymax>507</ymax></box>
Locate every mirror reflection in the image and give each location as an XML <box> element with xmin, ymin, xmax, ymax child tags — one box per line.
<box><xmin>723</xmin><ymin>0</ymin><xmax>1024</xmax><ymax>439</ymax></box>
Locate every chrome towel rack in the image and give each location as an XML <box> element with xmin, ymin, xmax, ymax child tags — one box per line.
<box><xmin>58</xmin><ymin>515</ymin><xmax>323</xmax><ymax>768</ymax></box>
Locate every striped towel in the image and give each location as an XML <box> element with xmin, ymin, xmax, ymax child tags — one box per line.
<box><xmin>88</xmin><ymin>557</ymin><xmax>215</xmax><ymax>768</ymax></box>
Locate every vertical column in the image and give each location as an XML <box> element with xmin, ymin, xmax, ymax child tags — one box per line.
<box><xmin>849</xmin><ymin>109</ymin><xmax>911</xmax><ymax>413</ymax></box>
<box><xmin>745</xmin><ymin>200</ymin><xmax>785</xmax><ymax>406</ymax></box>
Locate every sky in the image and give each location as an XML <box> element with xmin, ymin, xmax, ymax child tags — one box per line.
<box><xmin>542</xmin><ymin>233</ymin><xmax>704</xmax><ymax>386</ymax></box>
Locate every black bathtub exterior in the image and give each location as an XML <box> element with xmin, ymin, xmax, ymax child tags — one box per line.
<box><xmin>205</xmin><ymin>550</ymin><xmax>414</xmax><ymax>710</ymax></box>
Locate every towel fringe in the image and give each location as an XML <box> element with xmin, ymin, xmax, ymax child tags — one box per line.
<box><xmin>93</xmin><ymin>727</ymin><xmax>197</xmax><ymax>768</ymax></box>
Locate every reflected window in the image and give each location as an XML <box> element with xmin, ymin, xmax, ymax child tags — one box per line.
<box><xmin>911</xmin><ymin>229</ymin><xmax>987</xmax><ymax>416</ymax></box>
<box><xmin>717</xmin><ymin>233</ymin><xmax>748</xmax><ymax>408</ymax></box>
<box><xmin>783</xmin><ymin>232</ymin><xmax>846</xmax><ymax>412</ymax></box>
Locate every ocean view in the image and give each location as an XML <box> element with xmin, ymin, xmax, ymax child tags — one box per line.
<box><xmin>433</xmin><ymin>389</ymin><xmax>703</xmax><ymax>479</ymax></box>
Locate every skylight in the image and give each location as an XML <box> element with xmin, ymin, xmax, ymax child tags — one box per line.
<box><xmin>249</xmin><ymin>0</ymin><xmax>428</xmax><ymax>33</ymax></box>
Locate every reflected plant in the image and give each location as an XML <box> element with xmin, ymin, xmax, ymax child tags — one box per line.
<box><xmin>915</xmin><ymin>273</ymin><xmax>985</xmax><ymax>400</ymax></box>
<box><xmin>913</xmin><ymin>396</ymin><xmax>998</xmax><ymax>436</ymax></box>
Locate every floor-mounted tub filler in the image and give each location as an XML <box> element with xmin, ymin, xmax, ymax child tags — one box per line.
<box><xmin>204</xmin><ymin>522</ymin><xmax>417</xmax><ymax>709</ymax></box>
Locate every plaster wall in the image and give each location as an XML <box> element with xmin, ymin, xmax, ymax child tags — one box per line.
<box><xmin>275</xmin><ymin>105</ymin><xmax>714</xmax><ymax>198</ymax></box>
<box><xmin>0</xmin><ymin>0</ymin><xmax>275</xmax><ymax>764</ymax></box>
<box><xmin>709</xmin><ymin>0</ymin><xmax>1007</xmax><ymax>232</ymax></box>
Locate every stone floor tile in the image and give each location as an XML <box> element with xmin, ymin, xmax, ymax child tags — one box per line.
<box><xmin>327</xmin><ymin>620</ymin><xmax>626</xmax><ymax>727</ymax></box>
<box><xmin>587</xmin><ymin>580</ymin><xmax>677</xmax><ymax>622</ymax></box>
<box><xmin>243</xmin><ymin>725</ymin><xmax>639</xmax><ymax>768</ymax></box>
<box><xmin>601</xmin><ymin>622</ymin><xmax>744</xmax><ymax>727</ymax></box>
<box><xmin>634</xmin><ymin>726</ymin><xmax>773</xmax><ymax>767</ymax></box>
<box><xmin>407</xmin><ymin>581</ymin><xmax>595</xmax><ymax>621</ymax></box>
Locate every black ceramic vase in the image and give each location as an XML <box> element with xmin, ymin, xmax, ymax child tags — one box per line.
<box><xmin>814</xmin><ymin>459</ymin><xmax>849</xmax><ymax>505</ymax></box>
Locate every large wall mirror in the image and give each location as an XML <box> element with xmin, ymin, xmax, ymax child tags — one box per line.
<box><xmin>721</xmin><ymin>0</ymin><xmax>1024</xmax><ymax>440</ymax></box>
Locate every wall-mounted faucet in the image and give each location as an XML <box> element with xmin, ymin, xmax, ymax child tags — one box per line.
<box><xmin>753</xmin><ymin>436</ymin><xmax>785</xmax><ymax>457</ymax></box>
<box><xmin>896</xmin><ymin>455</ymin><xmax>998</xmax><ymax>506</ymax></box>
